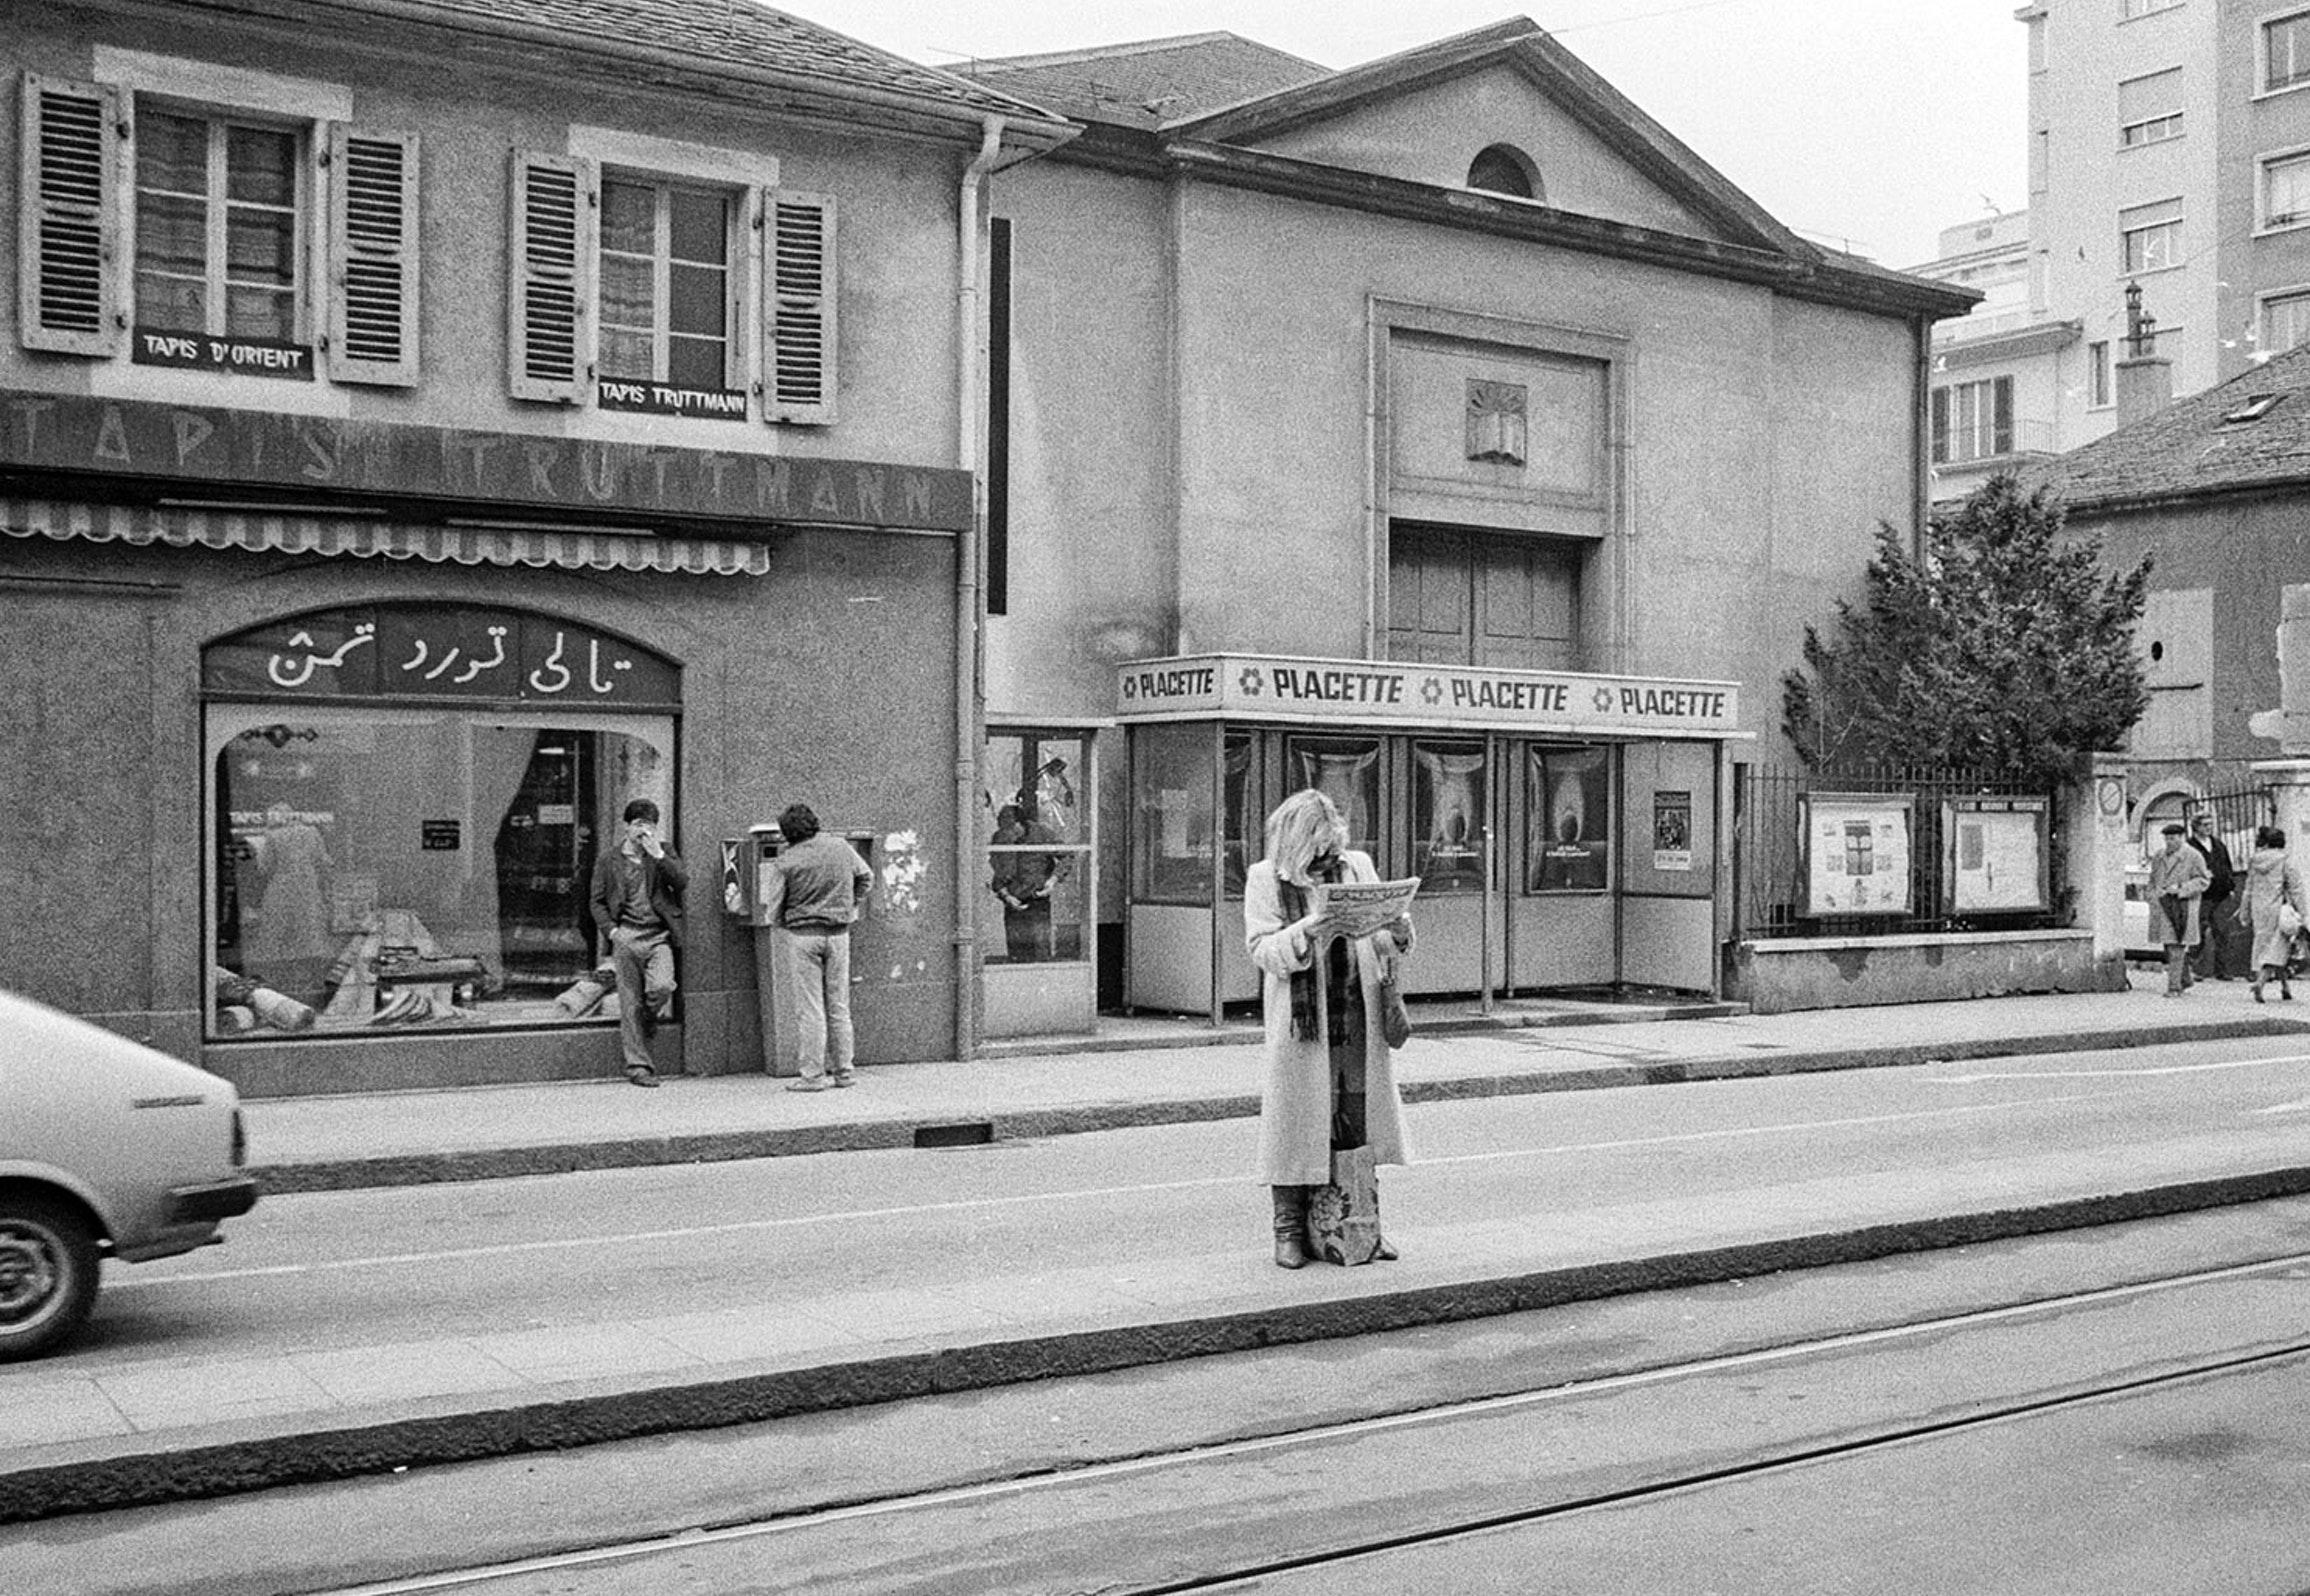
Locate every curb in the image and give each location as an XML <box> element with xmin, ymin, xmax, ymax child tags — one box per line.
<box><xmin>11</xmin><ymin>1161</ymin><xmax>2309</xmax><ymax>1523</ymax></box>
<box><xmin>250</xmin><ymin>1016</ymin><xmax>2310</xmax><ymax>1194</ymax></box>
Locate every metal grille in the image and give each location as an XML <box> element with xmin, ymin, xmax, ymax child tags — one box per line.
<box><xmin>1733</xmin><ymin>763</ymin><xmax>2067</xmax><ymax>939</ymax></box>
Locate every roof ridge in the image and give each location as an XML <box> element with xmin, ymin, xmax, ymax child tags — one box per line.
<box><xmin>963</xmin><ymin>30</ymin><xmax>1325</xmax><ymax>76</ymax></box>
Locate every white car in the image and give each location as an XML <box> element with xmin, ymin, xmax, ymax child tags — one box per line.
<box><xmin>0</xmin><ymin>988</ymin><xmax>257</xmax><ymax>1359</ymax></box>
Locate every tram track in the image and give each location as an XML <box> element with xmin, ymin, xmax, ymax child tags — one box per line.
<box><xmin>317</xmin><ymin>1247</ymin><xmax>2310</xmax><ymax>1596</ymax></box>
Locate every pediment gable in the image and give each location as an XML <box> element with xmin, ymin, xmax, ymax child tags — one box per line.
<box><xmin>1170</xmin><ymin>20</ymin><xmax>1806</xmax><ymax>260</ymax></box>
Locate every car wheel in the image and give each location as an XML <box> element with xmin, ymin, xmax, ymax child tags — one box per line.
<box><xmin>0</xmin><ymin>1196</ymin><xmax>100</xmax><ymax>1361</ymax></box>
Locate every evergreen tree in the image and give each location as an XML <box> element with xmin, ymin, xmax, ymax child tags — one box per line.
<box><xmin>1780</xmin><ymin>474</ymin><xmax>2152</xmax><ymax>786</ymax></box>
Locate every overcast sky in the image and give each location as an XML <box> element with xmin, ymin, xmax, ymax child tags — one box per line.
<box><xmin>813</xmin><ymin>0</ymin><xmax>2028</xmax><ymax>269</ymax></box>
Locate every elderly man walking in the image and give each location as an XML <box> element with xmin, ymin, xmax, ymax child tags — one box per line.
<box><xmin>2147</xmin><ymin>821</ymin><xmax>2212</xmax><ymax>999</ymax></box>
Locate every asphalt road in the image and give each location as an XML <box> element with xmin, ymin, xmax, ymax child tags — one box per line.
<box><xmin>68</xmin><ymin>1031</ymin><xmax>2310</xmax><ymax>1372</ymax></box>
<box><xmin>19</xmin><ymin>1196</ymin><xmax>2310</xmax><ymax>1595</ymax></box>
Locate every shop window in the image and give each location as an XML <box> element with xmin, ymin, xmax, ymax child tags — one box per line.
<box><xmin>1411</xmin><ymin>740</ymin><xmax>1486</xmax><ymax>894</ymax></box>
<box><xmin>1132</xmin><ymin>722</ymin><xmax>1216</xmax><ymax>907</ymax></box>
<box><xmin>1283</xmin><ymin>734</ymin><xmax>1382</xmax><ymax>855</ymax></box>
<box><xmin>508</xmin><ymin>149</ymin><xmax>835</xmax><ymax>422</ymax></box>
<box><xmin>1528</xmin><ymin>745</ymin><xmax>1611</xmax><ymax>892</ymax></box>
<box><xmin>983</xmin><ymin>729</ymin><xmax>1090</xmax><ymax>965</ymax></box>
<box><xmin>202</xmin><ymin>606</ymin><xmax>679</xmax><ymax>1040</ymax></box>
<box><xmin>18</xmin><ymin>71</ymin><xmax>419</xmax><ymax>381</ymax></box>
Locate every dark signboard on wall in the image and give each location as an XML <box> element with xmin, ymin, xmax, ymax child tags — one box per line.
<box><xmin>202</xmin><ymin>603</ymin><xmax>681</xmax><ymax>708</ymax></box>
<box><xmin>0</xmin><ymin>385</ymin><xmax>970</xmax><ymax>532</ymax></box>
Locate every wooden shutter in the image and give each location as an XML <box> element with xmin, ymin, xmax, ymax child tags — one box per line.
<box><xmin>18</xmin><ymin>73</ymin><xmax>123</xmax><ymax>355</ymax></box>
<box><xmin>326</xmin><ymin>125</ymin><xmax>420</xmax><ymax>385</ymax></box>
<box><xmin>764</xmin><ymin>188</ymin><xmax>836</xmax><ymax>424</ymax></box>
<box><xmin>507</xmin><ymin>150</ymin><xmax>594</xmax><ymax>403</ymax></box>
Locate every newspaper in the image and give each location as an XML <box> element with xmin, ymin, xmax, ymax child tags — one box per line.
<box><xmin>1307</xmin><ymin>877</ymin><xmax>1420</xmax><ymax>940</ymax></box>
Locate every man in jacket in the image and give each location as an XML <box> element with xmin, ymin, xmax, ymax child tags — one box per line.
<box><xmin>588</xmin><ymin>798</ymin><xmax>687</xmax><ymax>1087</ymax></box>
<box><xmin>2186</xmin><ymin>809</ymin><xmax>2241</xmax><ymax>981</ymax></box>
<box><xmin>2147</xmin><ymin>821</ymin><xmax>2212</xmax><ymax>998</ymax></box>
<box><xmin>762</xmin><ymin>803</ymin><xmax>875</xmax><ymax>1091</ymax></box>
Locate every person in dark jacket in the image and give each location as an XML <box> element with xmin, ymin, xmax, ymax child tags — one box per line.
<box><xmin>2186</xmin><ymin>810</ymin><xmax>2242</xmax><ymax>980</ymax></box>
<box><xmin>588</xmin><ymin>797</ymin><xmax>687</xmax><ymax>1087</ymax></box>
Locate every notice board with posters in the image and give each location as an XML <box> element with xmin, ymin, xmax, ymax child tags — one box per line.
<box><xmin>1944</xmin><ymin>795</ymin><xmax>2051</xmax><ymax>914</ymax></box>
<box><xmin>1801</xmin><ymin>793</ymin><xmax>1914</xmax><ymax>916</ymax></box>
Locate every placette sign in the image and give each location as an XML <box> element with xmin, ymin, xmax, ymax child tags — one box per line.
<box><xmin>1115</xmin><ymin>654</ymin><xmax>1740</xmax><ymax>738</ymax></box>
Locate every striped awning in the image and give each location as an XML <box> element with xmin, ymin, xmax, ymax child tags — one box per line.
<box><xmin>0</xmin><ymin>498</ymin><xmax>772</xmax><ymax>576</ymax></box>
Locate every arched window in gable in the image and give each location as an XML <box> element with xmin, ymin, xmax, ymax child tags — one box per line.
<box><xmin>1467</xmin><ymin>144</ymin><xmax>1543</xmax><ymax>202</ymax></box>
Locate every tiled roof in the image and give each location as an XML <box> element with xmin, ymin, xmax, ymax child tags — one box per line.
<box><xmin>955</xmin><ymin>31</ymin><xmax>1330</xmax><ymax>129</ymax></box>
<box><xmin>384</xmin><ymin>0</ymin><xmax>1056</xmax><ymax>121</ymax></box>
<box><xmin>2029</xmin><ymin>340</ymin><xmax>2310</xmax><ymax>512</ymax></box>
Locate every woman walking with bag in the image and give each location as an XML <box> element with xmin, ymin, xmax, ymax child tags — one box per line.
<box><xmin>1244</xmin><ymin>789</ymin><xmax>1414</xmax><ymax>1268</ymax></box>
<box><xmin>2238</xmin><ymin>825</ymin><xmax>2308</xmax><ymax>1002</ymax></box>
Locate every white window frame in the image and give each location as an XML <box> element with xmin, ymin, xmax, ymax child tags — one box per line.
<box><xmin>2121</xmin><ymin>0</ymin><xmax>2184</xmax><ymax>17</ymax></box>
<box><xmin>131</xmin><ymin>102</ymin><xmax>311</xmax><ymax>345</ymax></box>
<box><xmin>2259</xmin><ymin>145</ymin><xmax>2310</xmax><ymax>233</ymax></box>
<box><xmin>2088</xmin><ymin>340</ymin><xmax>2112</xmax><ymax>409</ymax></box>
<box><xmin>2258</xmin><ymin>283</ymin><xmax>2310</xmax><ymax>356</ymax></box>
<box><xmin>2260</xmin><ymin>7</ymin><xmax>2310</xmax><ymax>98</ymax></box>
<box><xmin>2117</xmin><ymin>68</ymin><xmax>2184</xmax><ymax>147</ymax></box>
<box><xmin>595</xmin><ymin>172</ymin><xmax>745</xmax><ymax>392</ymax></box>
<box><xmin>2119</xmin><ymin>198</ymin><xmax>2184</xmax><ymax>274</ymax></box>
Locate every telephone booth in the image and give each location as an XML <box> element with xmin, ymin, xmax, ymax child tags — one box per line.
<box><xmin>1115</xmin><ymin>654</ymin><xmax>1744</xmax><ymax>1021</ymax></box>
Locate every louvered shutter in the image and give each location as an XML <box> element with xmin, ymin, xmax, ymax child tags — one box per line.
<box><xmin>764</xmin><ymin>189</ymin><xmax>836</xmax><ymax>424</ymax></box>
<box><xmin>508</xmin><ymin>150</ymin><xmax>595</xmax><ymax>403</ymax></box>
<box><xmin>18</xmin><ymin>73</ymin><xmax>123</xmax><ymax>356</ymax></box>
<box><xmin>326</xmin><ymin>125</ymin><xmax>420</xmax><ymax>385</ymax></box>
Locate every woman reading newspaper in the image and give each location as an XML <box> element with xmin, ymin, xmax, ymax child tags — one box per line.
<box><xmin>1243</xmin><ymin>788</ymin><xmax>1417</xmax><ymax>1268</ymax></box>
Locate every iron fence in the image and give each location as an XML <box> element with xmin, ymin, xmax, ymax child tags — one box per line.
<box><xmin>1732</xmin><ymin>762</ymin><xmax>2068</xmax><ymax>939</ymax></box>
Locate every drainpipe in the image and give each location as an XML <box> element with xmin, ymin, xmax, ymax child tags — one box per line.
<box><xmin>1912</xmin><ymin>311</ymin><xmax>1932</xmax><ymax>560</ymax></box>
<box><xmin>954</xmin><ymin>115</ymin><xmax>1003</xmax><ymax>1064</ymax></box>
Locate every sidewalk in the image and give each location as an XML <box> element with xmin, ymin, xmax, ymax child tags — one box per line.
<box><xmin>7</xmin><ymin>975</ymin><xmax>2308</xmax><ymax>1523</ymax></box>
<box><xmin>247</xmin><ymin>972</ymin><xmax>2310</xmax><ymax>1192</ymax></box>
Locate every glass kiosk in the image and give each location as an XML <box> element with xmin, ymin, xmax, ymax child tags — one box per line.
<box><xmin>1116</xmin><ymin>654</ymin><xmax>1745</xmax><ymax>1022</ymax></box>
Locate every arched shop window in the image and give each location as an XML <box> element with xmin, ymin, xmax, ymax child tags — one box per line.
<box><xmin>202</xmin><ymin>604</ymin><xmax>679</xmax><ymax>1039</ymax></box>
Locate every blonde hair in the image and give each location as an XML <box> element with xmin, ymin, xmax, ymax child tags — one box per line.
<box><xmin>1265</xmin><ymin>788</ymin><xmax>1346</xmax><ymax>885</ymax></box>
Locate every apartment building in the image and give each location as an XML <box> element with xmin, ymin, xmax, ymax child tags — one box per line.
<box><xmin>1909</xmin><ymin>208</ymin><xmax>2083</xmax><ymax>500</ymax></box>
<box><xmin>2018</xmin><ymin>0</ymin><xmax>2310</xmax><ymax>452</ymax></box>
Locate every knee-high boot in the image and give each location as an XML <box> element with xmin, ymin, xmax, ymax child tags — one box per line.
<box><xmin>1270</xmin><ymin>1185</ymin><xmax>1308</xmax><ymax>1269</ymax></box>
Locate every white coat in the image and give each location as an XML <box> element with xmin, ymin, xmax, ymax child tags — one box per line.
<box><xmin>1244</xmin><ymin>849</ymin><xmax>1413</xmax><ymax>1185</ymax></box>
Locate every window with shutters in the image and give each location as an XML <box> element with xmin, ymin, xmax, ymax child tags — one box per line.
<box><xmin>2116</xmin><ymin>68</ymin><xmax>2182</xmax><ymax>147</ymax></box>
<box><xmin>507</xmin><ymin>148</ymin><xmax>834</xmax><ymax>424</ymax></box>
<box><xmin>2262</xmin><ymin>148</ymin><xmax>2310</xmax><ymax>231</ymax></box>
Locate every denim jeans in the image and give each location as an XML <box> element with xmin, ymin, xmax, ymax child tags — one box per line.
<box><xmin>781</xmin><ymin>927</ymin><xmax>854</xmax><ymax>1081</ymax></box>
